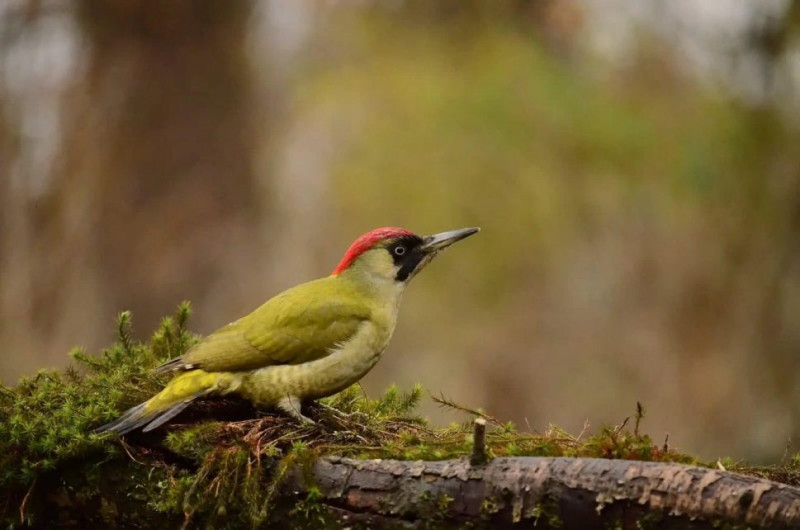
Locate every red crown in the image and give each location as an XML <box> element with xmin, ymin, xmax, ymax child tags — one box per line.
<box><xmin>332</xmin><ymin>227</ymin><xmax>415</xmax><ymax>275</ymax></box>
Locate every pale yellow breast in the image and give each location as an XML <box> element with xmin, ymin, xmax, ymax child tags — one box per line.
<box><xmin>238</xmin><ymin>284</ymin><xmax>404</xmax><ymax>407</ymax></box>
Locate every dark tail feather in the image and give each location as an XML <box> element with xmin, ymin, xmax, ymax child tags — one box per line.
<box><xmin>93</xmin><ymin>402</ymin><xmax>152</xmax><ymax>435</ymax></box>
<box><xmin>93</xmin><ymin>390</ymin><xmax>209</xmax><ymax>435</ymax></box>
<box><xmin>141</xmin><ymin>399</ymin><xmax>195</xmax><ymax>432</ymax></box>
<box><xmin>153</xmin><ymin>357</ymin><xmax>192</xmax><ymax>375</ymax></box>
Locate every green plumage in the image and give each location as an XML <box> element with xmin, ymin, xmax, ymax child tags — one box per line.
<box><xmin>94</xmin><ymin>226</ymin><xmax>478</xmax><ymax>434</ymax></box>
<box><xmin>182</xmin><ymin>278</ymin><xmax>372</xmax><ymax>372</ymax></box>
<box><xmin>96</xmin><ymin>272</ymin><xmax>394</xmax><ymax>434</ymax></box>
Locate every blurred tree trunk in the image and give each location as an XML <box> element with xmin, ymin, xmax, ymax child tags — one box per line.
<box><xmin>8</xmin><ymin>1</ymin><xmax>267</xmax><ymax>373</ymax></box>
<box><xmin>736</xmin><ymin>1</ymin><xmax>800</xmax><ymax>450</ymax></box>
<box><xmin>71</xmin><ymin>0</ymin><xmax>259</xmax><ymax>320</ymax></box>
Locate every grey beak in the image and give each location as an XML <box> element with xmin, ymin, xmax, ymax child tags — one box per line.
<box><xmin>420</xmin><ymin>227</ymin><xmax>480</xmax><ymax>252</ymax></box>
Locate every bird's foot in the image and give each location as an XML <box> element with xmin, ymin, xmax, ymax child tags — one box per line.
<box><xmin>277</xmin><ymin>396</ymin><xmax>316</xmax><ymax>425</ymax></box>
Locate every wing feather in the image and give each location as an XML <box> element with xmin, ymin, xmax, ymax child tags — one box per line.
<box><xmin>177</xmin><ymin>278</ymin><xmax>370</xmax><ymax>373</ymax></box>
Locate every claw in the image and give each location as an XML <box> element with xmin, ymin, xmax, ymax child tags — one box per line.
<box><xmin>277</xmin><ymin>396</ymin><xmax>315</xmax><ymax>424</ymax></box>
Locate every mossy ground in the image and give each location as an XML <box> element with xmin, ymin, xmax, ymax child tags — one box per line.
<box><xmin>2</xmin><ymin>304</ymin><xmax>799</xmax><ymax>528</ymax></box>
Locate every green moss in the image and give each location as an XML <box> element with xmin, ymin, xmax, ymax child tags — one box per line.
<box><xmin>414</xmin><ymin>491</ymin><xmax>455</xmax><ymax>529</ymax></box>
<box><xmin>532</xmin><ymin>497</ymin><xmax>563</xmax><ymax>528</ymax></box>
<box><xmin>635</xmin><ymin>511</ymin><xmax>664</xmax><ymax>529</ymax></box>
<box><xmin>288</xmin><ymin>487</ymin><xmax>342</xmax><ymax>529</ymax></box>
<box><xmin>164</xmin><ymin>421</ymin><xmax>223</xmax><ymax>460</ymax></box>
<box><xmin>1</xmin><ymin>305</ymin><xmax>797</xmax><ymax>528</ymax></box>
<box><xmin>480</xmin><ymin>498</ymin><xmax>500</xmax><ymax>515</ymax></box>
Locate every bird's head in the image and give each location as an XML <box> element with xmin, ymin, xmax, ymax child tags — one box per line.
<box><xmin>332</xmin><ymin>226</ymin><xmax>480</xmax><ymax>284</ymax></box>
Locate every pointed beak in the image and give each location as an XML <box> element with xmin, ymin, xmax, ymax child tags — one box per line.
<box><xmin>420</xmin><ymin>227</ymin><xmax>480</xmax><ymax>253</ymax></box>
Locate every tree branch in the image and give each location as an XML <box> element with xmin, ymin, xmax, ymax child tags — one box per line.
<box><xmin>288</xmin><ymin>456</ymin><xmax>800</xmax><ymax>528</ymax></box>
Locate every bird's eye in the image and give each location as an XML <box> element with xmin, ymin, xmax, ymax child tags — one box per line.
<box><xmin>393</xmin><ymin>245</ymin><xmax>406</xmax><ymax>256</ymax></box>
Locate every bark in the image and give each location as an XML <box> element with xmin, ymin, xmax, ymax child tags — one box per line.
<box><xmin>286</xmin><ymin>456</ymin><xmax>800</xmax><ymax>529</ymax></box>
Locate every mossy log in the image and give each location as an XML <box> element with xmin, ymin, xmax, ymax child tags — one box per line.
<box><xmin>10</xmin><ymin>451</ymin><xmax>800</xmax><ymax>529</ymax></box>
<box><xmin>287</xmin><ymin>455</ymin><xmax>800</xmax><ymax>528</ymax></box>
<box><xmin>6</xmin><ymin>308</ymin><xmax>800</xmax><ymax>528</ymax></box>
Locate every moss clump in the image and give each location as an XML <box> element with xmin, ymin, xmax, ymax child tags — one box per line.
<box><xmin>0</xmin><ymin>304</ymin><xmax>796</xmax><ymax>528</ymax></box>
<box><xmin>0</xmin><ymin>305</ymin><xmax>196</xmax><ymax>528</ymax></box>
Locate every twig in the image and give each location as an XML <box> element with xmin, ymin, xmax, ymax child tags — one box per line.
<box><xmin>781</xmin><ymin>436</ymin><xmax>793</xmax><ymax>464</ymax></box>
<box><xmin>634</xmin><ymin>401</ymin><xmax>644</xmax><ymax>437</ymax></box>
<box><xmin>470</xmin><ymin>418</ymin><xmax>489</xmax><ymax>466</ymax></box>
<box><xmin>316</xmin><ymin>402</ymin><xmax>369</xmax><ymax>423</ymax></box>
<box><xmin>19</xmin><ymin>480</ymin><xmax>36</xmax><ymax>524</ymax></box>
<box><xmin>431</xmin><ymin>392</ymin><xmax>502</xmax><ymax>426</ymax></box>
<box><xmin>576</xmin><ymin>420</ymin><xmax>590</xmax><ymax>441</ymax></box>
<box><xmin>120</xmin><ymin>439</ymin><xmax>144</xmax><ymax>465</ymax></box>
<box><xmin>523</xmin><ymin>417</ymin><xmax>533</xmax><ymax>433</ymax></box>
<box><xmin>318</xmin><ymin>444</ymin><xmax>385</xmax><ymax>452</ymax></box>
<box><xmin>181</xmin><ymin>465</ymin><xmax>210</xmax><ymax>530</ymax></box>
<box><xmin>612</xmin><ymin>416</ymin><xmax>630</xmax><ymax>437</ymax></box>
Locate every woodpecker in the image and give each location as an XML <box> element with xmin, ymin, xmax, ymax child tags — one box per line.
<box><xmin>95</xmin><ymin>226</ymin><xmax>479</xmax><ymax>434</ymax></box>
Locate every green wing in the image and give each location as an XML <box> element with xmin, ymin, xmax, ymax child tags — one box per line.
<box><xmin>179</xmin><ymin>278</ymin><xmax>371</xmax><ymax>373</ymax></box>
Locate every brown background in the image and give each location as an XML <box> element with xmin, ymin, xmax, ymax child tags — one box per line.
<box><xmin>1</xmin><ymin>1</ymin><xmax>799</xmax><ymax>462</ymax></box>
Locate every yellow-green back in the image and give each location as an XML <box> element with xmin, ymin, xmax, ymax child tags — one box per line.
<box><xmin>181</xmin><ymin>276</ymin><xmax>374</xmax><ymax>372</ymax></box>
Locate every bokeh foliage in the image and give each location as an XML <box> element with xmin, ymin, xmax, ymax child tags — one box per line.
<box><xmin>0</xmin><ymin>2</ymin><xmax>798</xmax><ymax>462</ymax></box>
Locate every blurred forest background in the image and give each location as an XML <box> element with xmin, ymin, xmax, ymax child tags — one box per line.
<box><xmin>1</xmin><ymin>0</ymin><xmax>799</xmax><ymax>462</ymax></box>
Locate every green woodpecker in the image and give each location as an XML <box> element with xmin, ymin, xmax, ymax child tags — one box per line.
<box><xmin>95</xmin><ymin>226</ymin><xmax>479</xmax><ymax>434</ymax></box>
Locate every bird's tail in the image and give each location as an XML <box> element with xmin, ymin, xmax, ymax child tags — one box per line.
<box><xmin>94</xmin><ymin>370</ymin><xmax>236</xmax><ymax>435</ymax></box>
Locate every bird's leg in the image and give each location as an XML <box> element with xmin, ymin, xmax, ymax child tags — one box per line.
<box><xmin>277</xmin><ymin>395</ymin><xmax>315</xmax><ymax>424</ymax></box>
